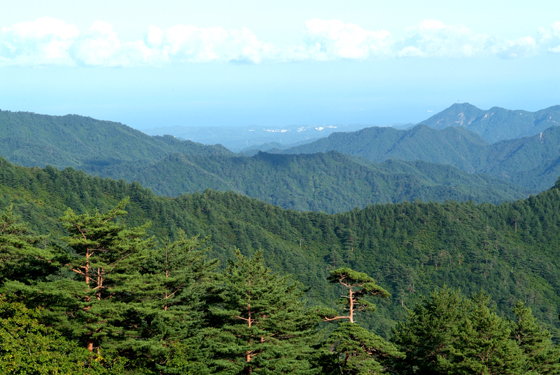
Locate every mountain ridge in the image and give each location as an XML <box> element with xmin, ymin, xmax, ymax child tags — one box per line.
<box><xmin>0</xmin><ymin>110</ymin><xmax>532</xmax><ymax>213</ymax></box>
<box><xmin>0</xmin><ymin>109</ymin><xmax>233</xmax><ymax>171</ymax></box>
<box><xmin>1</xmin><ymin>156</ymin><xmax>560</xmax><ymax>337</ymax></box>
<box><xmin>275</xmin><ymin>123</ymin><xmax>560</xmax><ymax>192</ymax></box>
<box><xmin>419</xmin><ymin>103</ymin><xmax>560</xmax><ymax>142</ymax></box>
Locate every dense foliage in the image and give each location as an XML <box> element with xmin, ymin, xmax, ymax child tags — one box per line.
<box><xmin>0</xmin><ymin>109</ymin><xmax>232</xmax><ymax>171</ymax></box>
<box><xmin>277</xmin><ymin>123</ymin><xmax>560</xmax><ymax>192</ymax></box>
<box><xmin>2</xmin><ymin>196</ymin><xmax>559</xmax><ymax>373</ymax></box>
<box><xmin>0</xmin><ymin>110</ymin><xmax>537</xmax><ymax>214</ymax></box>
<box><xmin>121</xmin><ymin>151</ymin><xmax>528</xmax><ymax>213</ymax></box>
<box><xmin>3</xmin><ymin>107</ymin><xmax>560</xmax><ymax>373</ymax></box>
<box><xmin>2</xmin><ymin>157</ymin><xmax>560</xmax><ymax>337</ymax></box>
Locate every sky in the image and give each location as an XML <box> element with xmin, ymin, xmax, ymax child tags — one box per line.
<box><xmin>1</xmin><ymin>0</ymin><xmax>560</xmax><ymax>130</ymax></box>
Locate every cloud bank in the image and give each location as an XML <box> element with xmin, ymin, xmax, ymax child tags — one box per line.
<box><xmin>1</xmin><ymin>17</ymin><xmax>558</xmax><ymax>67</ymax></box>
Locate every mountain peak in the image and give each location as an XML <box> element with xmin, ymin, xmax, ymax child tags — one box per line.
<box><xmin>419</xmin><ymin>103</ymin><xmax>560</xmax><ymax>143</ymax></box>
<box><xmin>447</xmin><ymin>102</ymin><xmax>481</xmax><ymax>111</ymax></box>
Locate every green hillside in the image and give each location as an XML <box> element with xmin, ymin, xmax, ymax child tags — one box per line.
<box><xmin>2</xmin><ymin>156</ymin><xmax>560</xmax><ymax>340</ymax></box>
<box><xmin>0</xmin><ymin>110</ymin><xmax>531</xmax><ymax>214</ymax></box>
<box><xmin>120</xmin><ymin>151</ymin><xmax>529</xmax><ymax>213</ymax></box>
<box><xmin>0</xmin><ymin>110</ymin><xmax>232</xmax><ymax>171</ymax></box>
<box><xmin>278</xmin><ymin>124</ymin><xmax>560</xmax><ymax>192</ymax></box>
<box><xmin>420</xmin><ymin>102</ymin><xmax>560</xmax><ymax>143</ymax></box>
<box><xmin>276</xmin><ymin>125</ymin><xmax>487</xmax><ymax>173</ymax></box>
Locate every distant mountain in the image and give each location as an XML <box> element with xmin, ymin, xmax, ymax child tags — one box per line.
<box><xmin>275</xmin><ymin>123</ymin><xmax>560</xmax><ymax>192</ymax></box>
<box><xmin>276</xmin><ymin>125</ymin><xmax>488</xmax><ymax>172</ymax></box>
<box><xmin>119</xmin><ymin>151</ymin><xmax>529</xmax><ymax>213</ymax></box>
<box><xmin>240</xmin><ymin>139</ymin><xmax>318</xmax><ymax>156</ymax></box>
<box><xmin>3</xmin><ymin>156</ymin><xmax>560</xmax><ymax>338</ymax></box>
<box><xmin>0</xmin><ymin>110</ymin><xmax>232</xmax><ymax>171</ymax></box>
<box><xmin>0</xmin><ymin>110</ymin><xmax>533</xmax><ymax>213</ymax></box>
<box><xmin>419</xmin><ymin>103</ymin><xmax>560</xmax><ymax>143</ymax></box>
<box><xmin>143</xmin><ymin>124</ymin><xmax>371</xmax><ymax>152</ymax></box>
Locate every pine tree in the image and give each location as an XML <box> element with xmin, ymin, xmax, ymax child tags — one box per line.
<box><xmin>0</xmin><ymin>294</ymin><xmax>120</xmax><ymax>374</ymax></box>
<box><xmin>391</xmin><ymin>287</ymin><xmax>468</xmax><ymax>374</ymax></box>
<box><xmin>392</xmin><ymin>289</ymin><xmax>527</xmax><ymax>375</ymax></box>
<box><xmin>510</xmin><ymin>301</ymin><xmax>560</xmax><ymax>374</ymax></box>
<box><xmin>438</xmin><ymin>293</ymin><xmax>526</xmax><ymax>375</ymax></box>
<box><xmin>21</xmin><ymin>198</ymin><xmax>153</xmax><ymax>357</ymax></box>
<box><xmin>322</xmin><ymin>268</ymin><xmax>390</xmax><ymax>324</ymax></box>
<box><xmin>124</xmin><ymin>231</ymin><xmax>219</xmax><ymax>372</ymax></box>
<box><xmin>319</xmin><ymin>268</ymin><xmax>402</xmax><ymax>374</ymax></box>
<box><xmin>0</xmin><ymin>205</ymin><xmax>55</xmax><ymax>284</ymax></box>
<box><xmin>206</xmin><ymin>250</ymin><xmax>319</xmax><ymax>374</ymax></box>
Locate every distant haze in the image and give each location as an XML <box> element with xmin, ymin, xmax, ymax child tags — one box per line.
<box><xmin>1</xmin><ymin>1</ymin><xmax>559</xmax><ymax>129</ymax></box>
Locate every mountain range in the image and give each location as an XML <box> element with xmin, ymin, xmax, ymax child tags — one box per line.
<box><xmin>121</xmin><ymin>151</ymin><xmax>528</xmax><ymax>213</ymax></box>
<box><xmin>2</xmin><ymin>156</ymin><xmax>560</xmax><ymax>337</ymax></box>
<box><xmin>0</xmin><ymin>110</ymin><xmax>232</xmax><ymax>171</ymax></box>
<box><xmin>419</xmin><ymin>102</ymin><xmax>560</xmax><ymax>143</ymax></box>
<box><xmin>273</xmin><ymin>123</ymin><xmax>560</xmax><ymax>192</ymax></box>
<box><xmin>142</xmin><ymin>103</ymin><xmax>560</xmax><ymax>150</ymax></box>
<box><xmin>3</xmin><ymin>103</ymin><xmax>560</xmax><ymax>336</ymax></box>
<box><xmin>0</xmin><ymin>109</ymin><xmax>533</xmax><ymax>213</ymax></box>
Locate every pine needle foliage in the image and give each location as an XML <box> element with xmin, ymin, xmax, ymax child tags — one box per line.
<box><xmin>36</xmin><ymin>198</ymin><xmax>153</xmax><ymax>356</ymax></box>
<box><xmin>510</xmin><ymin>301</ymin><xmax>560</xmax><ymax>374</ymax></box>
<box><xmin>0</xmin><ymin>295</ymin><xmax>120</xmax><ymax>374</ymax></box>
<box><xmin>206</xmin><ymin>250</ymin><xmax>320</xmax><ymax>374</ymax></box>
<box><xmin>392</xmin><ymin>288</ymin><xmax>528</xmax><ymax>375</ymax></box>
<box><xmin>320</xmin><ymin>268</ymin><xmax>402</xmax><ymax>374</ymax></box>
<box><xmin>126</xmin><ymin>231</ymin><xmax>220</xmax><ymax>372</ymax></box>
<box><xmin>324</xmin><ymin>268</ymin><xmax>390</xmax><ymax>323</ymax></box>
<box><xmin>0</xmin><ymin>205</ymin><xmax>55</xmax><ymax>284</ymax></box>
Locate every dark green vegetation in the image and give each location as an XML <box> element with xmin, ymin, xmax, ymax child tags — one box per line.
<box><xmin>241</xmin><ymin>139</ymin><xmax>318</xmax><ymax>156</ymax></box>
<box><xmin>2</xmin><ymin>158</ymin><xmax>560</xmax><ymax>373</ymax></box>
<box><xmin>0</xmin><ymin>109</ymin><xmax>232</xmax><ymax>171</ymax></box>
<box><xmin>277</xmin><ymin>123</ymin><xmax>560</xmax><ymax>192</ymax></box>
<box><xmin>122</xmin><ymin>152</ymin><xmax>529</xmax><ymax>213</ymax></box>
<box><xmin>420</xmin><ymin>102</ymin><xmax>560</xmax><ymax>143</ymax></box>
<box><xmin>276</xmin><ymin>125</ymin><xmax>488</xmax><ymax>172</ymax></box>
<box><xmin>2</xmin><ymin>157</ymin><xmax>560</xmax><ymax>320</ymax></box>
<box><xmin>0</xmin><ymin>110</ymin><xmax>531</xmax><ymax>213</ymax></box>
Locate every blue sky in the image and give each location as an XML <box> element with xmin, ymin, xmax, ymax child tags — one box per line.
<box><xmin>1</xmin><ymin>0</ymin><xmax>560</xmax><ymax>129</ymax></box>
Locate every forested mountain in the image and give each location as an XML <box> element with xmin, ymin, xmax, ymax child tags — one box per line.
<box><xmin>276</xmin><ymin>125</ymin><xmax>487</xmax><ymax>172</ymax></box>
<box><xmin>241</xmin><ymin>139</ymin><xmax>318</xmax><ymax>155</ymax></box>
<box><xmin>119</xmin><ymin>151</ymin><xmax>529</xmax><ymax>213</ymax></box>
<box><xmin>4</xmin><ymin>108</ymin><xmax>560</xmax><ymax>373</ymax></box>
<box><xmin>0</xmin><ymin>110</ymin><xmax>232</xmax><ymax>171</ymax></box>
<box><xmin>2</xmin><ymin>156</ymin><xmax>560</xmax><ymax>340</ymax></box>
<box><xmin>0</xmin><ymin>110</ymin><xmax>531</xmax><ymax>213</ymax></box>
<box><xmin>276</xmin><ymin>124</ymin><xmax>560</xmax><ymax>192</ymax></box>
<box><xmin>419</xmin><ymin>102</ymin><xmax>560</xmax><ymax>143</ymax></box>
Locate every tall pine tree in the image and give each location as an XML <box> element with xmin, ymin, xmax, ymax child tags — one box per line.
<box><xmin>206</xmin><ymin>250</ymin><xmax>319</xmax><ymax>374</ymax></box>
<box><xmin>124</xmin><ymin>231</ymin><xmax>219</xmax><ymax>373</ymax></box>
<box><xmin>0</xmin><ymin>205</ymin><xmax>56</xmax><ymax>285</ymax></box>
<box><xmin>510</xmin><ymin>301</ymin><xmax>560</xmax><ymax>375</ymax></box>
<box><xmin>319</xmin><ymin>268</ymin><xmax>402</xmax><ymax>374</ymax></box>
<box><xmin>26</xmin><ymin>198</ymin><xmax>153</xmax><ymax>357</ymax></box>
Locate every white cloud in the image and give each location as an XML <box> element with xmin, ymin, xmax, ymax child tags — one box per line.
<box><xmin>496</xmin><ymin>36</ymin><xmax>537</xmax><ymax>59</ymax></box>
<box><xmin>145</xmin><ymin>25</ymin><xmax>279</xmax><ymax>64</ymax></box>
<box><xmin>301</xmin><ymin>19</ymin><xmax>392</xmax><ymax>60</ymax></box>
<box><xmin>397</xmin><ymin>19</ymin><xmax>493</xmax><ymax>58</ymax></box>
<box><xmin>0</xmin><ymin>17</ymin><xmax>559</xmax><ymax>66</ymax></box>
<box><xmin>71</xmin><ymin>21</ymin><xmax>125</xmax><ymax>66</ymax></box>
<box><xmin>0</xmin><ymin>17</ymin><xmax>79</xmax><ymax>66</ymax></box>
<box><xmin>538</xmin><ymin>21</ymin><xmax>560</xmax><ymax>53</ymax></box>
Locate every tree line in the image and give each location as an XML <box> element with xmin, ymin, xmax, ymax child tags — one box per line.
<box><xmin>3</xmin><ymin>156</ymin><xmax>560</xmax><ymax>338</ymax></box>
<box><xmin>1</xmin><ymin>200</ymin><xmax>559</xmax><ymax>374</ymax></box>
